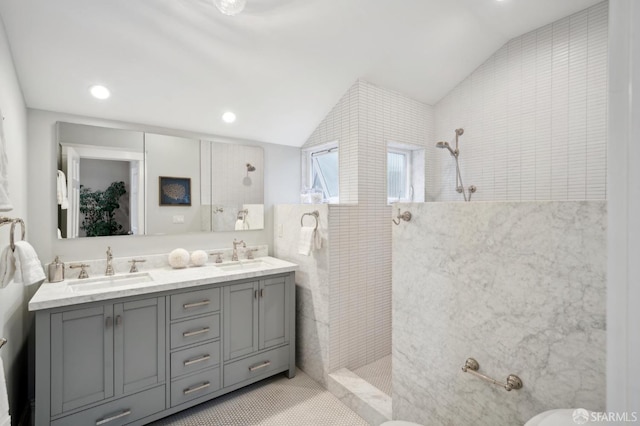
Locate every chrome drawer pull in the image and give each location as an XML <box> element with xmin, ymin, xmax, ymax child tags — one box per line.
<box><xmin>248</xmin><ymin>360</ymin><xmax>271</xmax><ymax>372</ymax></box>
<box><xmin>183</xmin><ymin>381</ymin><xmax>210</xmax><ymax>395</ymax></box>
<box><xmin>183</xmin><ymin>327</ymin><xmax>210</xmax><ymax>338</ymax></box>
<box><xmin>183</xmin><ymin>300</ymin><xmax>210</xmax><ymax>309</ymax></box>
<box><xmin>184</xmin><ymin>354</ymin><xmax>211</xmax><ymax>366</ymax></box>
<box><xmin>96</xmin><ymin>409</ymin><xmax>131</xmax><ymax>425</ymax></box>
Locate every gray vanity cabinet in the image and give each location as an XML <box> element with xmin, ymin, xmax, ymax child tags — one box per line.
<box><xmin>45</xmin><ymin>297</ymin><xmax>165</xmax><ymax>422</ymax></box>
<box><xmin>50</xmin><ymin>304</ymin><xmax>114</xmax><ymax>415</ymax></box>
<box><xmin>222</xmin><ymin>276</ymin><xmax>291</xmax><ymax>388</ymax></box>
<box><xmin>35</xmin><ymin>271</ymin><xmax>295</xmax><ymax>426</ymax></box>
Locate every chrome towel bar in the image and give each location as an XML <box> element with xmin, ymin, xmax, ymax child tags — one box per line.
<box><xmin>461</xmin><ymin>358</ymin><xmax>523</xmax><ymax>391</ymax></box>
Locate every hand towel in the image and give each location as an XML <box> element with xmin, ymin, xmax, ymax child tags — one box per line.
<box><xmin>57</xmin><ymin>170</ymin><xmax>69</xmax><ymax>209</ymax></box>
<box><xmin>298</xmin><ymin>226</ymin><xmax>315</xmax><ymax>256</ymax></box>
<box><xmin>0</xmin><ymin>357</ymin><xmax>10</xmax><ymax>426</ymax></box>
<box><xmin>0</xmin><ymin>246</ymin><xmax>14</xmax><ymax>288</ymax></box>
<box><xmin>12</xmin><ymin>241</ymin><xmax>46</xmax><ymax>286</ymax></box>
<box><xmin>0</xmin><ymin>110</ymin><xmax>13</xmax><ymax>212</ymax></box>
<box><xmin>313</xmin><ymin>228</ymin><xmax>322</xmax><ymax>250</ymax></box>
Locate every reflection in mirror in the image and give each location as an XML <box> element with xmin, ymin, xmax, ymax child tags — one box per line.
<box><xmin>57</xmin><ymin>123</ymin><xmax>144</xmax><ymax>239</ymax></box>
<box><xmin>200</xmin><ymin>141</ymin><xmax>264</xmax><ymax>232</ymax></box>
<box><xmin>57</xmin><ymin>122</ymin><xmax>265</xmax><ymax>239</ymax></box>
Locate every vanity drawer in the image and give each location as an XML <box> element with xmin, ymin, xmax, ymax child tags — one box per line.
<box><xmin>170</xmin><ymin>341</ymin><xmax>220</xmax><ymax>378</ymax></box>
<box><xmin>223</xmin><ymin>345</ymin><xmax>290</xmax><ymax>388</ymax></box>
<box><xmin>170</xmin><ymin>314</ymin><xmax>220</xmax><ymax>349</ymax></box>
<box><xmin>171</xmin><ymin>287</ymin><xmax>220</xmax><ymax>320</ymax></box>
<box><xmin>171</xmin><ymin>367</ymin><xmax>220</xmax><ymax>407</ymax></box>
<box><xmin>51</xmin><ymin>385</ymin><xmax>164</xmax><ymax>426</ymax></box>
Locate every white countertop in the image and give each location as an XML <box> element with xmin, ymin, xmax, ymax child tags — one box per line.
<box><xmin>29</xmin><ymin>256</ymin><xmax>297</xmax><ymax>311</ymax></box>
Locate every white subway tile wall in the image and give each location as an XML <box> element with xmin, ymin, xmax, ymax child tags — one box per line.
<box><xmin>429</xmin><ymin>1</ymin><xmax>608</xmax><ymax>202</ymax></box>
<box><xmin>304</xmin><ymin>80</ymin><xmax>434</xmax><ymax>373</ymax></box>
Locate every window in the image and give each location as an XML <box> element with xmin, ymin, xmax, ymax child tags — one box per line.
<box><xmin>304</xmin><ymin>143</ymin><xmax>339</xmax><ymax>203</ymax></box>
<box><xmin>388</xmin><ymin>149</ymin><xmax>409</xmax><ymax>201</ymax></box>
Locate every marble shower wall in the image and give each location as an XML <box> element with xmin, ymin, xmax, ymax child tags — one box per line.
<box><xmin>392</xmin><ymin>201</ymin><xmax>606</xmax><ymax>425</ymax></box>
<box><xmin>274</xmin><ymin>204</ymin><xmax>330</xmax><ymax>385</ymax></box>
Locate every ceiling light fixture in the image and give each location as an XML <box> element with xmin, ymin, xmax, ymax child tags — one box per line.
<box><xmin>213</xmin><ymin>0</ymin><xmax>246</xmax><ymax>16</ymax></box>
<box><xmin>222</xmin><ymin>111</ymin><xmax>237</xmax><ymax>123</ymax></box>
<box><xmin>89</xmin><ymin>85</ymin><xmax>110</xmax><ymax>100</ymax></box>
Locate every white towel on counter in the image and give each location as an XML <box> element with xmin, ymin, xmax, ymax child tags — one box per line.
<box><xmin>12</xmin><ymin>241</ymin><xmax>46</xmax><ymax>286</ymax></box>
<box><xmin>0</xmin><ymin>357</ymin><xmax>9</xmax><ymax>426</ymax></box>
<box><xmin>0</xmin><ymin>246</ymin><xmax>14</xmax><ymax>288</ymax></box>
<box><xmin>0</xmin><ymin>109</ymin><xmax>13</xmax><ymax>212</ymax></box>
<box><xmin>57</xmin><ymin>170</ymin><xmax>69</xmax><ymax>209</ymax></box>
<box><xmin>298</xmin><ymin>226</ymin><xmax>321</xmax><ymax>256</ymax></box>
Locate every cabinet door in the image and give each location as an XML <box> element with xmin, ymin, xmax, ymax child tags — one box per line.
<box><xmin>259</xmin><ymin>277</ymin><xmax>290</xmax><ymax>350</ymax></box>
<box><xmin>114</xmin><ymin>297</ymin><xmax>165</xmax><ymax>396</ymax></box>
<box><xmin>224</xmin><ymin>281</ymin><xmax>259</xmax><ymax>360</ymax></box>
<box><xmin>50</xmin><ymin>304</ymin><xmax>114</xmax><ymax>415</ymax></box>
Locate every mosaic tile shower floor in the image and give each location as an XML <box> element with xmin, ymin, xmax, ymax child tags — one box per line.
<box><xmin>352</xmin><ymin>355</ymin><xmax>392</xmax><ymax>396</ymax></box>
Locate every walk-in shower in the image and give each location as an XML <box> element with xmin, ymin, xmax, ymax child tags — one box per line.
<box><xmin>436</xmin><ymin>128</ymin><xmax>476</xmax><ymax>201</ymax></box>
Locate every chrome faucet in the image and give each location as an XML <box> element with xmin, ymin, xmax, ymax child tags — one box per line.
<box><xmin>231</xmin><ymin>239</ymin><xmax>246</xmax><ymax>261</ymax></box>
<box><xmin>105</xmin><ymin>246</ymin><xmax>115</xmax><ymax>276</ymax></box>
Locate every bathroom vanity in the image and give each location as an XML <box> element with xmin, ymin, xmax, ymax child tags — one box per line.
<box><xmin>29</xmin><ymin>256</ymin><xmax>296</xmax><ymax>426</ymax></box>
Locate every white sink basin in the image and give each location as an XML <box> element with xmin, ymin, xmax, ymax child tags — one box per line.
<box><xmin>69</xmin><ymin>273</ymin><xmax>153</xmax><ymax>293</ymax></box>
<box><xmin>213</xmin><ymin>259</ymin><xmax>272</xmax><ymax>272</ymax></box>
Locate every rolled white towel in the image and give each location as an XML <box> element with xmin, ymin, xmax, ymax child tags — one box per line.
<box><xmin>12</xmin><ymin>241</ymin><xmax>46</xmax><ymax>286</ymax></box>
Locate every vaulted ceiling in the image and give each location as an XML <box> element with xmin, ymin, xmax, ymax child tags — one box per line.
<box><xmin>0</xmin><ymin>0</ymin><xmax>603</xmax><ymax>146</ymax></box>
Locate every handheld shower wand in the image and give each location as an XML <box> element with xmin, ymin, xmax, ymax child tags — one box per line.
<box><xmin>435</xmin><ymin>128</ymin><xmax>476</xmax><ymax>201</ymax></box>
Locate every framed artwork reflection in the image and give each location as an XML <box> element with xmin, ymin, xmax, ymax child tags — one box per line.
<box><xmin>159</xmin><ymin>176</ymin><xmax>191</xmax><ymax>206</ymax></box>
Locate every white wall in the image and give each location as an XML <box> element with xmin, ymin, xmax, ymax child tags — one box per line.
<box><xmin>607</xmin><ymin>0</ymin><xmax>640</xmax><ymax>414</ymax></box>
<box><xmin>145</xmin><ymin>133</ymin><xmax>202</xmax><ymax>235</ymax></box>
<box><xmin>0</xmin><ymin>14</ymin><xmax>30</xmax><ymax>423</ymax></box>
<box><xmin>26</xmin><ymin>109</ymin><xmax>300</xmax><ymax>262</ymax></box>
<box><xmin>430</xmin><ymin>2</ymin><xmax>608</xmax><ymax>202</ymax></box>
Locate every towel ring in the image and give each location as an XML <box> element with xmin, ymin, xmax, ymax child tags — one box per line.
<box><xmin>300</xmin><ymin>211</ymin><xmax>319</xmax><ymax>231</ymax></box>
<box><xmin>10</xmin><ymin>219</ymin><xmax>25</xmax><ymax>251</ymax></box>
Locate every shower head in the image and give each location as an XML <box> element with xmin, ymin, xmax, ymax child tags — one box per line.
<box><xmin>246</xmin><ymin>163</ymin><xmax>256</xmax><ymax>172</ymax></box>
<box><xmin>436</xmin><ymin>141</ymin><xmax>457</xmax><ymax>157</ymax></box>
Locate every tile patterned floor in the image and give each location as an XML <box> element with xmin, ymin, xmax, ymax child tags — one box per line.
<box><xmin>352</xmin><ymin>355</ymin><xmax>392</xmax><ymax>396</ymax></box>
<box><xmin>150</xmin><ymin>370</ymin><xmax>368</xmax><ymax>426</ymax></box>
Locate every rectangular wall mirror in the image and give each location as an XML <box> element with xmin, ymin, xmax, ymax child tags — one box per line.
<box><xmin>56</xmin><ymin>122</ymin><xmax>265</xmax><ymax>239</ymax></box>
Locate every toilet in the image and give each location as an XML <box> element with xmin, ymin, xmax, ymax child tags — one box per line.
<box><xmin>525</xmin><ymin>409</ymin><xmax>593</xmax><ymax>426</ymax></box>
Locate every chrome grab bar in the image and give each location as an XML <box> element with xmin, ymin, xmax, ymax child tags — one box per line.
<box><xmin>461</xmin><ymin>358</ymin><xmax>523</xmax><ymax>391</ymax></box>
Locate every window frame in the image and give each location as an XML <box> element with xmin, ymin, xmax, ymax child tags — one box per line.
<box><xmin>387</xmin><ymin>147</ymin><xmax>413</xmax><ymax>203</ymax></box>
<box><xmin>303</xmin><ymin>142</ymin><xmax>339</xmax><ymax>203</ymax></box>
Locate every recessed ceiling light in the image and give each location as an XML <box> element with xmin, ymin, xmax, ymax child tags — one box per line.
<box><xmin>89</xmin><ymin>85</ymin><xmax>110</xmax><ymax>100</ymax></box>
<box><xmin>222</xmin><ymin>111</ymin><xmax>237</xmax><ymax>123</ymax></box>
